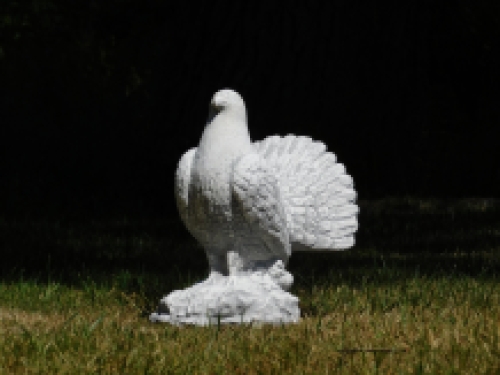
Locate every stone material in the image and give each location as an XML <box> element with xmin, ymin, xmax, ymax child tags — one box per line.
<box><xmin>150</xmin><ymin>89</ymin><xmax>358</xmax><ymax>325</ymax></box>
<box><xmin>150</xmin><ymin>267</ymin><xmax>299</xmax><ymax>326</ymax></box>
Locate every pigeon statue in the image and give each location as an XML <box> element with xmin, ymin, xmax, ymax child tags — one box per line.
<box><xmin>150</xmin><ymin>89</ymin><xmax>358</xmax><ymax>325</ymax></box>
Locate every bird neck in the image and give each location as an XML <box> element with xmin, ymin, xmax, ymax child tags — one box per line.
<box><xmin>198</xmin><ymin>110</ymin><xmax>253</xmax><ymax>157</ymax></box>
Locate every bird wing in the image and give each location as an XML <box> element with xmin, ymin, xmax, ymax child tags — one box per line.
<box><xmin>231</xmin><ymin>152</ymin><xmax>291</xmax><ymax>265</ymax></box>
<box><xmin>175</xmin><ymin>147</ymin><xmax>197</xmax><ymax>232</ymax></box>
<box><xmin>253</xmin><ymin>135</ymin><xmax>358</xmax><ymax>251</ymax></box>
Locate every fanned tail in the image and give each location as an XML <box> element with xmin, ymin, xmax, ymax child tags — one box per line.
<box><xmin>254</xmin><ymin>135</ymin><xmax>358</xmax><ymax>251</ymax></box>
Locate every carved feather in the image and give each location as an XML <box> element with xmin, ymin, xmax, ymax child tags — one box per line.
<box><xmin>254</xmin><ymin>135</ymin><xmax>358</xmax><ymax>251</ymax></box>
<box><xmin>232</xmin><ymin>152</ymin><xmax>291</xmax><ymax>264</ymax></box>
<box><xmin>175</xmin><ymin>147</ymin><xmax>196</xmax><ymax>233</ymax></box>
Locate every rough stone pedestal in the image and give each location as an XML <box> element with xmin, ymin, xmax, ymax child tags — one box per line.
<box><xmin>149</xmin><ymin>272</ymin><xmax>299</xmax><ymax>326</ymax></box>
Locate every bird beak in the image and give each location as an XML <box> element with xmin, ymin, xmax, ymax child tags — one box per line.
<box><xmin>210</xmin><ymin>99</ymin><xmax>223</xmax><ymax>112</ymax></box>
<box><xmin>207</xmin><ymin>100</ymin><xmax>222</xmax><ymax>121</ymax></box>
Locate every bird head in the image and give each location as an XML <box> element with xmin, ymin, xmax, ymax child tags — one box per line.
<box><xmin>210</xmin><ymin>89</ymin><xmax>245</xmax><ymax>114</ymax></box>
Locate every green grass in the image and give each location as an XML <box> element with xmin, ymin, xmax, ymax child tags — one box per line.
<box><xmin>1</xmin><ymin>198</ymin><xmax>500</xmax><ymax>374</ymax></box>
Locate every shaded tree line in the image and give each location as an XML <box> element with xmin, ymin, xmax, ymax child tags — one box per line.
<box><xmin>1</xmin><ymin>0</ymin><xmax>498</xmax><ymax>217</ymax></box>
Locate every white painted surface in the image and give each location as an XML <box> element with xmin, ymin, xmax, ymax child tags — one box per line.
<box><xmin>151</xmin><ymin>89</ymin><xmax>358</xmax><ymax>325</ymax></box>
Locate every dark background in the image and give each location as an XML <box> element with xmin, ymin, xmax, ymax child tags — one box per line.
<box><xmin>1</xmin><ymin>0</ymin><xmax>499</xmax><ymax>219</ymax></box>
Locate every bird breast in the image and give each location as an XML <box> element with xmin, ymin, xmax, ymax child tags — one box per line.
<box><xmin>187</xmin><ymin>154</ymin><xmax>236</xmax><ymax>252</ymax></box>
<box><xmin>187</xmin><ymin>113</ymin><xmax>254</xmax><ymax>248</ymax></box>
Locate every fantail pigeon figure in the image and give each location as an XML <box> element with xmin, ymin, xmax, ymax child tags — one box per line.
<box><xmin>175</xmin><ymin>89</ymin><xmax>358</xmax><ymax>291</ymax></box>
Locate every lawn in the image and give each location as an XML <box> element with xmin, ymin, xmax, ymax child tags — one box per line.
<box><xmin>1</xmin><ymin>198</ymin><xmax>499</xmax><ymax>374</ymax></box>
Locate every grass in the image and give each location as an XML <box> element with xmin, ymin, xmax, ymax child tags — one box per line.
<box><xmin>1</xmin><ymin>197</ymin><xmax>500</xmax><ymax>374</ymax></box>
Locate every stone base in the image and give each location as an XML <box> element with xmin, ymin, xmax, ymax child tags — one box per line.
<box><xmin>149</xmin><ymin>273</ymin><xmax>300</xmax><ymax>326</ymax></box>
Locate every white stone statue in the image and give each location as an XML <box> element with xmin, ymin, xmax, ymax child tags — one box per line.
<box><xmin>150</xmin><ymin>89</ymin><xmax>358</xmax><ymax>325</ymax></box>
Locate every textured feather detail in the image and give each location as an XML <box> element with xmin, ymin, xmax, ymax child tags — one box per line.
<box><xmin>253</xmin><ymin>135</ymin><xmax>358</xmax><ymax>251</ymax></box>
<box><xmin>175</xmin><ymin>147</ymin><xmax>197</xmax><ymax>231</ymax></box>
<box><xmin>232</xmin><ymin>153</ymin><xmax>291</xmax><ymax>263</ymax></box>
